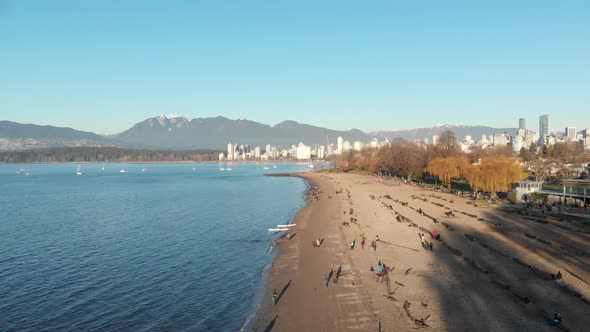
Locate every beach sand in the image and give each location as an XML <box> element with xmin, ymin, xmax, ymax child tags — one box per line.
<box><xmin>254</xmin><ymin>172</ymin><xmax>590</xmax><ymax>332</ymax></box>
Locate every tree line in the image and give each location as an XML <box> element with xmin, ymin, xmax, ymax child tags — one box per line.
<box><xmin>0</xmin><ymin>147</ymin><xmax>222</xmax><ymax>163</ymax></box>
<box><xmin>336</xmin><ymin>130</ymin><xmax>590</xmax><ymax>195</ymax></box>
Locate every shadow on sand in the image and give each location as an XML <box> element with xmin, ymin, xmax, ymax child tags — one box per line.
<box><xmin>276</xmin><ymin>280</ymin><xmax>292</xmax><ymax>305</ymax></box>
<box><xmin>263</xmin><ymin>315</ymin><xmax>278</xmax><ymax>332</ymax></box>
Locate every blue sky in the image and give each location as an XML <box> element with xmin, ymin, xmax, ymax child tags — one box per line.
<box><xmin>0</xmin><ymin>0</ymin><xmax>588</xmax><ymax>134</ymax></box>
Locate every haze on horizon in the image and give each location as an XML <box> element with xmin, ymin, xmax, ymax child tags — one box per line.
<box><xmin>0</xmin><ymin>0</ymin><xmax>589</xmax><ymax>134</ymax></box>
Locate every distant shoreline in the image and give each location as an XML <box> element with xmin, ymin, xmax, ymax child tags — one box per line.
<box><xmin>0</xmin><ymin>160</ymin><xmax>323</xmax><ymax>165</ymax></box>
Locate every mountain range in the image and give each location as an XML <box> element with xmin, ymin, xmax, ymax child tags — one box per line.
<box><xmin>0</xmin><ymin>116</ymin><xmax>518</xmax><ymax>151</ymax></box>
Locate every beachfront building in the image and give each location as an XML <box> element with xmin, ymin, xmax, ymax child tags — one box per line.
<box><xmin>561</xmin><ymin>179</ymin><xmax>590</xmax><ymax>207</ymax></box>
<box><xmin>337</xmin><ymin>136</ymin><xmax>343</xmax><ymax>155</ymax></box>
<box><xmin>514</xmin><ymin>180</ymin><xmax>543</xmax><ymax>202</ymax></box>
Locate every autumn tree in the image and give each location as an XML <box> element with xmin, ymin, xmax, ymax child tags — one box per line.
<box><xmin>434</xmin><ymin>130</ymin><xmax>461</xmax><ymax>158</ymax></box>
<box><xmin>425</xmin><ymin>156</ymin><xmax>466</xmax><ymax>188</ymax></box>
<box><xmin>478</xmin><ymin>156</ymin><xmax>522</xmax><ymax>193</ymax></box>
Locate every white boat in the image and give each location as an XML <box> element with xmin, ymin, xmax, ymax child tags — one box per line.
<box><xmin>277</xmin><ymin>224</ymin><xmax>296</xmax><ymax>228</ymax></box>
<box><xmin>76</xmin><ymin>165</ymin><xmax>84</xmax><ymax>175</ymax></box>
<box><xmin>16</xmin><ymin>168</ymin><xmax>24</xmax><ymax>174</ymax></box>
<box><xmin>263</xmin><ymin>166</ymin><xmax>270</xmax><ymax>170</ymax></box>
<box><xmin>120</xmin><ymin>169</ymin><xmax>128</xmax><ymax>173</ymax></box>
<box><xmin>219</xmin><ymin>167</ymin><xmax>225</xmax><ymax>171</ymax></box>
<box><xmin>226</xmin><ymin>167</ymin><xmax>232</xmax><ymax>171</ymax></box>
<box><xmin>272</xmin><ymin>165</ymin><xmax>277</xmax><ymax>169</ymax></box>
<box><xmin>268</xmin><ymin>228</ymin><xmax>288</xmax><ymax>232</ymax></box>
<box><xmin>307</xmin><ymin>164</ymin><xmax>314</xmax><ymax>168</ymax></box>
<box><xmin>141</xmin><ymin>168</ymin><xmax>148</xmax><ymax>172</ymax></box>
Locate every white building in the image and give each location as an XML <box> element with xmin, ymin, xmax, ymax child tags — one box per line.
<box><xmin>353</xmin><ymin>141</ymin><xmax>363</xmax><ymax>151</ymax></box>
<box><xmin>342</xmin><ymin>140</ymin><xmax>351</xmax><ymax>152</ymax></box>
<box><xmin>565</xmin><ymin>127</ymin><xmax>577</xmax><ymax>141</ymax></box>
<box><xmin>432</xmin><ymin>135</ymin><xmax>439</xmax><ymax>146</ymax></box>
<box><xmin>254</xmin><ymin>146</ymin><xmax>261</xmax><ymax>158</ymax></box>
<box><xmin>218</xmin><ymin>153</ymin><xmax>225</xmax><ymax>161</ymax></box>
<box><xmin>337</xmin><ymin>136</ymin><xmax>343</xmax><ymax>154</ymax></box>
<box><xmin>371</xmin><ymin>138</ymin><xmax>379</xmax><ymax>148</ymax></box>
<box><xmin>512</xmin><ymin>135</ymin><xmax>524</xmax><ymax>153</ymax></box>
<box><xmin>514</xmin><ymin>181</ymin><xmax>543</xmax><ymax>203</ymax></box>
<box><xmin>493</xmin><ymin>133</ymin><xmax>509</xmax><ymax>147</ymax></box>
<box><xmin>227</xmin><ymin>143</ymin><xmax>235</xmax><ymax>161</ymax></box>
<box><xmin>327</xmin><ymin>144</ymin><xmax>335</xmax><ymax>156</ymax></box>
<box><xmin>296</xmin><ymin>142</ymin><xmax>311</xmax><ymax>160</ymax></box>
<box><xmin>317</xmin><ymin>145</ymin><xmax>326</xmax><ymax>159</ymax></box>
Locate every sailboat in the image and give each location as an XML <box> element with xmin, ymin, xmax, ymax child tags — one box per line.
<box><xmin>16</xmin><ymin>168</ymin><xmax>25</xmax><ymax>174</ymax></box>
<box><xmin>101</xmin><ymin>163</ymin><xmax>105</xmax><ymax>171</ymax></box>
<box><xmin>307</xmin><ymin>158</ymin><xmax>314</xmax><ymax>168</ymax></box>
<box><xmin>226</xmin><ymin>162</ymin><xmax>232</xmax><ymax>171</ymax></box>
<box><xmin>76</xmin><ymin>165</ymin><xmax>84</xmax><ymax>175</ymax></box>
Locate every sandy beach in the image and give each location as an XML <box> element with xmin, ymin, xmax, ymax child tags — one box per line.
<box><xmin>254</xmin><ymin>172</ymin><xmax>590</xmax><ymax>332</ymax></box>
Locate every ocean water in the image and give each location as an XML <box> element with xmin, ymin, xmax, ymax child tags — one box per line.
<box><xmin>0</xmin><ymin>163</ymin><xmax>312</xmax><ymax>331</ymax></box>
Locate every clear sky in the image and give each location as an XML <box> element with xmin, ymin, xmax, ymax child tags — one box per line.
<box><xmin>0</xmin><ymin>0</ymin><xmax>588</xmax><ymax>134</ymax></box>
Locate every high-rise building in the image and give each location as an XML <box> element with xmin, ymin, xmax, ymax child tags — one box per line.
<box><xmin>342</xmin><ymin>140</ymin><xmax>351</xmax><ymax>152</ymax></box>
<box><xmin>512</xmin><ymin>135</ymin><xmax>524</xmax><ymax>152</ymax></box>
<box><xmin>327</xmin><ymin>144</ymin><xmax>334</xmax><ymax>156</ymax></box>
<box><xmin>371</xmin><ymin>138</ymin><xmax>379</xmax><ymax>148</ymax></box>
<box><xmin>519</xmin><ymin>118</ymin><xmax>526</xmax><ymax>131</ymax></box>
<box><xmin>317</xmin><ymin>145</ymin><xmax>325</xmax><ymax>159</ymax></box>
<box><xmin>296</xmin><ymin>142</ymin><xmax>311</xmax><ymax>160</ymax></box>
<box><xmin>227</xmin><ymin>143</ymin><xmax>235</xmax><ymax>161</ymax></box>
<box><xmin>565</xmin><ymin>127</ymin><xmax>576</xmax><ymax>140</ymax></box>
<box><xmin>353</xmin><ymin>141</ymin><xmax>363</xmax><ymax>151</ymax></box>
<box><xmin>432</xmin><ymin>135</ymin><xmax>439</xmax><ymax>146</ymax></box>
<box><xmin>337</xmin><ymin>136</ymin><xmax>343</xmax><ymax>154</ymax></box>
<box><xmin>539</xmin><ymin>114</ymin><xmax>550</xmax><ymax>139</ymax></box>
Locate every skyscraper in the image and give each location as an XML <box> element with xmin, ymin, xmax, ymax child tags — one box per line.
<box><xmin>539</xmin><ymin>115</ymin><xmax>550</xmax><ymax>139</ymax></box>
<box><xmin>337</xmin><ymin>136</ymin><xmax>343</xmax><ymax>154</ymax></box>
<box><xmin>565</xmin><ymin>127</ymin><xmax>576</xmax><ymax>140</ymax></box>
<box><xmin>519</xmin><ymin>118</ymin><xmax>526</xmax><ymax>131</ymax></box>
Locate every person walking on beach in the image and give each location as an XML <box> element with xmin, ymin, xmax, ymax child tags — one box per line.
<box><xmin>272</xmin><ymin>289</ymin><xmax>278</xmax><ymax>305</ymax></box>
<box><xmin>361</xmin><ymin>238</ymin><xmax>365</xmax><ymax>249</ymax></box>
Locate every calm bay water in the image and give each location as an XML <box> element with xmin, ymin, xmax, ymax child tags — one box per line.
<box><xmin>0</xmin><ymin>163</ymin><xmax>311</xmax><ymax>331</ymax></box>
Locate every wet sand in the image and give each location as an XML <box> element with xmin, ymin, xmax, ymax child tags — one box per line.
<box><xmin>254</xmin><ymin>172</ymin><xmax>590</xmax><ymax>332</ymax></box>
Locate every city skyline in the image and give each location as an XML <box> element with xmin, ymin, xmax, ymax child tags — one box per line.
<box><xmin>0</xmin><ymin>1</ymin><xmax>588</xmax><ymax>134</ymax></box>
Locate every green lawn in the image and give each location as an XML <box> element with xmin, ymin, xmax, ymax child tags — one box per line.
<box><xmin>542</xmin><ymin>184</ymin><xmax>564</xmax><ymax>192</ymax></box>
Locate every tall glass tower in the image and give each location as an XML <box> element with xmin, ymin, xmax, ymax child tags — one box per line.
<box><xmin>519</xmin><ymin>118</ymin><xmax>526</xmax><ymax>130</ymax></box>
<box><xmin>539</xmin><ymin>114</ymin><xmax>550</xmax><ymax>138</ymax></box>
